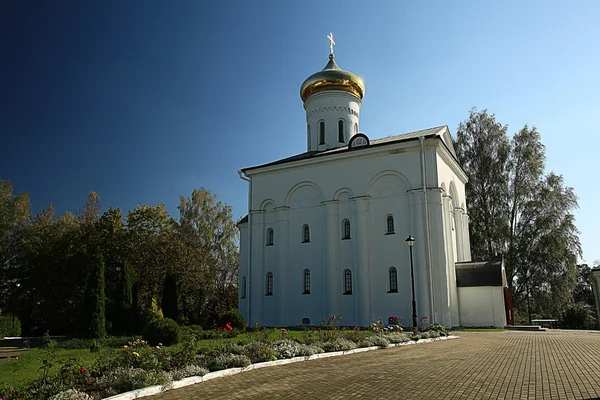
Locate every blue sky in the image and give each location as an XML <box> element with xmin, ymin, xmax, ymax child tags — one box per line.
<box><xmin>1</xmin><ymin>1</ymin><xmax>598</xmax><ymax>264</ymax></box>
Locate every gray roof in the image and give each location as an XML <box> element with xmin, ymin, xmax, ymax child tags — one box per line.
<box><xmin>456</xmin><ymin>256</ymin><xmax>505</xmax><ymax>287</ymax></box>
<box><xmin>242</xmin><ymin>125</ymin><xmax>457</xmax><ymax>172</ymax></box>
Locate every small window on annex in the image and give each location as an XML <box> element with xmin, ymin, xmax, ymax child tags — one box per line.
<box><xmin>388</xmin><ymin>267</ymin><xmax>398</xmax><ymax>293</ymax></box>
<box><xmin>386</xmin><ymin>215</ymin><xmax>395</xmax><ymax>234</ymax></box>
<box><xmin>319</xmin><ymin>121</ymin><xmax>325</xmax><ymax>144</ymax></box>
<box><xmin>342</xmin><ymin>219</ymin><xmax>351</xmax><ymax>239</ymax></box>
<box><xmin>338</xmin><ymin>120</ymin><xmax>344</xmax><ymax>142</ymax></box>
<box><xmin>303</xmin><ymin>269</ymin><xmax>311</xmax><ymax>294</ymax></box>
<box><xmin>302</xmin><ymin>224</ymin><xmax>310</xmax><ymax>243</ymax></box>
<box><xmin>266</xmin><ymin>272</ymin><xmax>273</xmax><ymax>295</ymax></box>
<box><xmin>343</xmin><ymin>269</ymin><xmax>353</xmax><ymax>294</ymax></box>
<box><xmin>241</xmin><ymin>276</ymin><xmax>247</xmax><ymax>298</ymax></box>
<box><xmin>266</xmin><ymin>228</ymin><xmax>274</xmax><ymax>246</ymax></box>
<box><xmin>302</xmin><ymin>317</ymin><xmax>311</xmax><ymax>325</ymax></box>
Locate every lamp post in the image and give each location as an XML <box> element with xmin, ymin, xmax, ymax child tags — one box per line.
<box><xmin>405</xmin><ymin>235</ymin><xmax>417</xmax><ymax>328</ymax></box>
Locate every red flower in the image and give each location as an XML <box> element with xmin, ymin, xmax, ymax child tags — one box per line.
<box><xmin>69</xmin><ymin>357</ymin><xmax>73</xmax><ymax>363</ymax></box>
<box><xmin>312</xmin><ymin>327</ymin><xmax>316</xmax><ymax>331</ymax></box>
<box><xmin>80</xmin><ymin>367</ymin><xmax>85</xmax><ymax>375</ymax></box>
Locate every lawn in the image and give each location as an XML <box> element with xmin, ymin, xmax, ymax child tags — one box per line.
<box><xmin>0</xmin><ymin>330</ymin><xmax>306</xmax><ymax>388</ymax></box>
<box><xmin>0</xmin><ymin>347</ymin><xmax>97</xmax><ymax>388</ymax></box>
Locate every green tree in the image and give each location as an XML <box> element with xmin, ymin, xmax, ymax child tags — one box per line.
<box><xmin>176</xmin><ymin>188</ymin><xmax>239</xmax><ymax>327</ymax></box>
<box><xmin>455</xmin><ymin>108</ymin><xmax>510</xmax><ymax>260</ymax></box>
<box><xmin>456</xmin><ymin>109</ymin><xmax>581</xmax><ymax>319</ymax></box>
<box><xmin>161</xmin><ymin>270</ymin><xmax>179</xmax><ymax>321</ymax></box>
<box><xmin>125</xmin><ymin>204</ymin><xmax>175</xmax><ymax>310</ymax></box>
<box><xmin>0</xmin><ymin>180</ymin><xmax>30</xmax><ymax>314</ymax></box>
<box><xmin>81</xmin><ymin>253</ymin><xmax>106</xmax><ymax>338</ymax></box>
<box><xmin>113</xmin><ymin>261</ymin><xmax>136</xmax><ymax>334</ymax></box>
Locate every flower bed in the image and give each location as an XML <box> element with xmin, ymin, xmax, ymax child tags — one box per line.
<box><xmin>0</xmin><ymin>322</ymin><xmax>450</xmax><ymax>400</ymax></box>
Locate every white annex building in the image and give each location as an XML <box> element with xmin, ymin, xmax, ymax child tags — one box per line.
<box><xmin>237</xmin><ymin>37</ymin><xmax>509</xmax><ymax>328</ymax></box>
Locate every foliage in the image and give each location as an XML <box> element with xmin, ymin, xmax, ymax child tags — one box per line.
<box><xmin>384</xmin><ymin>332</ymin><xmax>411</xmax><ymax>343</ymax></box>
<box><xmin>161</xmin><ymin>271</ymin><xmax>178</xmax><ymax>322</ymax></box>
<box><xmin>81</xmin><ymin>253</ymin><xmax>106</xmax><ymax>339</ymax></box>
<box><xmin>143</xmin><ymin>318</ymin><xmax>180</xmax><ymax>346</ymax></box>
<box><xmin>217</xmin><ymin>309</ymin><xmax>246</xmax><ymax>331</ymax></box>
<box><xmin>0</xmin><ymin>180</ymin><xmax>30</xmax><ymax>315</ymax></box>
<box><xmin>359</xmin><ymin>335</ymin><xmax>390</xmax><ymax>348</ymax></box>
<box><xmin>0</xmin><ymin>315</ymin><xmax>21</xmax><ymax>337</ymax></box>
<box><xmin>320</xmin><ymin>338</ymin><xmax>357</xmax><ymax>352</ymax></box>
<box><xmin>94</xmin><ymin>367</ymin><xmax>171</xmax><ymax>395</ymax></box>
<box><xmin>49</xmin><ymin>389</ymin><xmax>94</xmax><ymax>400</ymax></box>
<box><xmin>113</xmin><ymin>261</ymin><xmax>136</xmax><ymax>335</ymax></box>
<box><xmin>455</xmin><ymin>109</ymin><xmax>581</xmax><ymax>319</ymax></box>
<box><xmin>208</xmin><ymin>353</ymin><xmax>251</xmax><ymax>371</ymax></box>
<box><xmin>169</xmin><ymin>365</ymin><xmax>208</xmax><ymax>381</ymax></box>
<box><xmin>240</xmin><ymin>341</ymin><xmax>277</xmax><ymax>363</ymax></box>
<box><xmin>559</xmin><ymin>304</ymin><xmax>597</xmax><ymax>330</ymax></box>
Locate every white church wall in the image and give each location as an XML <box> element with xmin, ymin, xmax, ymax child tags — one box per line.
<box><xmin>457</xmin><ymin>286</ymin><xmax>507</xmax><ymax>327</ymax></box>
<box><xmin>238</xmin><ymin>222</ymin><xmax>249</xmax><ymax>322</ymax></box>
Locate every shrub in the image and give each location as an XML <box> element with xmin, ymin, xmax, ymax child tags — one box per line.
<box><xmin>560</xmin><ymin>304</ymin><xmax>597</xmax><ymax>330</ymax></box>
<box><xmin>208</xmin><ymin>353</ymin><xmax>251</xmax><ymax>371</ymax></box>
<box><xmin>95</xmin><ymin>367</ymin><xmax>171</xmax><ymax>395</ymax></box>
<box><xmin>180</xmin><ymin>325</ymin><xmax>204</xmax><ymax>341</ymax></box>
<box><xmin>272</xmin><ymin>340</ymin><xmax>302</xmax><ymax>359</ymax></box>
<box><xmin>217</xmin><ymin>310</ymin><xmax>246</xmax><ymax>331</ymax></box>
<box><xmin>385</xmin><ymin>332</ymin><xmax>411</xmax><ymax>344</ymax></box>
<box><xmin>49</xmin><ymin>389</ymin><xmax>94</xmax><ymax>400</ymax></box>
<box><xmin>242</xmin><ymin>341</ymin><xmax>277</xmax><ymax>363</ymax></box>
<box><xmin>170</xmin><ymin>365</ymin><xmax>208</xmax><ymax>381</ymax></box>
<box><xmin>81</xmin><ymin>253</ymin><xmax>106</xmax><ymax>339</ymax></box>
<box><xmin>0</xmin><ymin>315</ymin><xmax>21</xmax><ymax>337</ymax></box>
<box><xmin>320</xmin><ymin>338</ymin><xmax>358</xmax><ymax>352</ymax></box>
<box><xmin>143</xmin><ymin>318</ymin><xmax>180</xmax><ymax>346</ymax></box>
<box><xmin>359</xmin><ymin>335</ymin><xmax>390</xmax><ymax>348</ymax></box>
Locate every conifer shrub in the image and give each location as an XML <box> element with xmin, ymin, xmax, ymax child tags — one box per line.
<box><xmin>0</xmin><ymin>315</ymin><xmax>21</xmax><ymax>337</ymax></box>
<box><xmin>143</xmin><ymin>317</ymin><xmax>180</xmax><ymax>346</ymax></box>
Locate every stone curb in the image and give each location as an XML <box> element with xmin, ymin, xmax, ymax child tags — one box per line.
<box><xmin>102</xmin><ymin>335</ymin><xmax>459</xmax><ymax>400</ymax></box>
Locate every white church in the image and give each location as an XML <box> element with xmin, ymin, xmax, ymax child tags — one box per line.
<box><xmin>237</xmin><ymin>36</ymin><xmax>510</xmax><ymax>328</ymax></box>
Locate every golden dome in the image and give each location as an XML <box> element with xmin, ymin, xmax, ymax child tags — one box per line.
<box><xmin>300</xmin><ymin>55</ymin><xmax>365</xmax><ymax>102</ymax></box>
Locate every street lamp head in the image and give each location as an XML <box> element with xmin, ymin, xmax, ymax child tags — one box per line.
<box><xmin>405</xmin><ymin>235</ymin><xmax>415</xmax><ymax>248</ymax></box>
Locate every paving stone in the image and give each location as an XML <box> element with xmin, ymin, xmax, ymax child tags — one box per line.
<box><xmin>151</xmin><ymin>331</ymin><xmax>600</xmax><ymax>399</ymax></box>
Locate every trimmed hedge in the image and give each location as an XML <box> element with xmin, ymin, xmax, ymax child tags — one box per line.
<box><xmin>0</xmin><ymin>315</ymin><xmax>21</xmax><ymax>337</ymax></box>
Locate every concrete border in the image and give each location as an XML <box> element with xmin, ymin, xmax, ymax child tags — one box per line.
<box><xmin>103</xmin><ymin>335</ymin><xmax>459</xmax><ymax>400</ymax></box>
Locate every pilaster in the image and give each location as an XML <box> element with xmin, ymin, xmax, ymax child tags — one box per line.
<box><xmin>275</xmin><ymin>206</ymin><xmax>290</xmax><ymax>326</ymax></box>
<box><xmin>350</xmin><ymin>195</ymin><xmax>372</xmax><ymax>326</ymax></box>
<box><xmin>322</xmin><ymin>200</ymin><xmax>339</xmax><ymax>319</ymax></box>
<box><xmin>249</xmin><ymin>209</ymin><xmax>265</xmax><ymax>325</ymax></box>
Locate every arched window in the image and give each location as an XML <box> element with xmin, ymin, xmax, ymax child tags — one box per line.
<box><xmin>302</xmin><ymin>224</ymin><xmax>310</xmax><ymax>243</ymax></box>
<box><xmin>266</xmin><ymin>228</ymin><xmax>274</xmax><ymax>246</ymax></box>
<box><xmin>319</xmin><ymin>121</ymin><xmax>325</xmax><ymax>144</ymax></box>
<box><xmin>386</xmin><ymin>215</ymin><xmax>395</xmax><ymax>234</ymax></box>
<box><xmin>307</xmin><ymin>125</ymin><xmax>311</xmax><ymax>150</ymax></box>
<box><xmin>303</xmin><ymin>269</ymin><xmax>311</xmax><ymax>294</ymax></box>
<box><xmin>241</xmin><ymin>276</ymin><xmax>247</xmax><ymax>298</ymax></box>
<box><xmin>342</xmin><ymin>219</ymin><xmax>351</xmax><ymax>239</ymax></box>
<box><xmin>354</xmin><ymin>123</ymin><xmax>358</xmax><ymax>135</ymax></box>
<box><xmin>338</xmin><ymin>120</ymin><xmax>344</xmax><ymax>142</ymax></box>
<box><xmin>343</xmin><ymin>269</ymin><xmax>352</xmax><ymax>294</ymax></box>
<box><xmin>388</xmin><ymin>267</ymin><xmax>398</xmax><ymax>293</ymax></box>
<box><xmin>266</xmin><ymin>272</ymin><xmax>273</xmax><ymax>295</ymax></box>
<box><xmin>302</xmin><ymin>317</ymin><xmax>311</xmax><ymax>325</ymax></box>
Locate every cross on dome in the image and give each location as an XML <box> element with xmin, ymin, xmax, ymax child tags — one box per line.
<box><xmin>327</xmin><ymin>32</ymin><xmax>335</xmax><ymax>55</ymax></box>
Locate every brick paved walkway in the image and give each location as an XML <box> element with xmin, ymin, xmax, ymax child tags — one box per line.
<box><xmin>152</xmin><ymin>331</ymin><xmax>600</xmax><ymax>399</ymax></box>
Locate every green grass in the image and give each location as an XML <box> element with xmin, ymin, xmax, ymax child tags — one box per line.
<box><xmin>0</xmin><ymin>348</ymin><xmax>98</xmax><ymax>388</ymax></box>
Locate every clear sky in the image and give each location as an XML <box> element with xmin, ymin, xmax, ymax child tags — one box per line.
<box><xmin>1</xmin><ymin>1</ymin><xmax>598</xmax><ymax>264</ymax></box>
